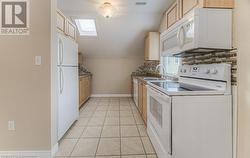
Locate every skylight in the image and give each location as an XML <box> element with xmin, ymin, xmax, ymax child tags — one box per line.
<box><xmin>75</xmin><ymin>19</ymin><xmax>97</xmax><ymax>36</ymax></box>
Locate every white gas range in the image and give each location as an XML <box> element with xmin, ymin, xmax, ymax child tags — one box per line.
<box><xmin>147</xmin><ymin>63</ymin><xmax>233</xmax><ymax>158</ymax></box>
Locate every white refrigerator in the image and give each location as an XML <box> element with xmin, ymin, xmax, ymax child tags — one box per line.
<box><xmin>57</xmin><ymin>33</ymin><xmax>79</xmax><ymax>140</ymax></box>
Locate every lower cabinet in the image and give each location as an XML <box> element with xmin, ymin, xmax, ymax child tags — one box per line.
<box><xmin>138</xmin><ymin>81</ymin><xmax>143</xmax><ymax>114</ymax></box>
<box><xmin>142</xmin><ymin>83</ymin><xmax>147</xmax><ymax>125</ymax></box>
<box><xmin>79</xmin><ymin>75</ymin><xmax>91</xmax><ymax>108</ymax></box>
<box><xmin>138</xmin><ymin>79</ymin><xmax>148</xmax><ymax>125</ymax></box>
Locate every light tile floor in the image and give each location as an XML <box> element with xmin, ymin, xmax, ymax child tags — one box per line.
<box><xmin>55</xmin><ymin>97</ymin><xmax>157</xmax><ymax>158</ymax></box>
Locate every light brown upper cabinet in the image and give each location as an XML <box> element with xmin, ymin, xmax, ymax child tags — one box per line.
<box><xmin>144</xmin><ymin>32</ymin><xmax>160</xmax><ymax>61</ymax></box>
<box><xmin>203</xmin><ymin>0</ymin><xmax>234</xmax><ymax>8</ymax></box>
<box><xmin>166</xmin><ymin>1</ymin><xmax>179</xmax><ymax>28</ymax></box>
<box><xmin>181</xmin><ymin>0</ymin><xmax>199</xmax><ymax>16</ymax></box>
<box><xmin>56</xmin><ymin>10</ymin><xmax>66</xmax><ymax>33</ymax></box>
<box><xmin>57</xmin><ymin>9</ymin><xmax>77</xmax><ymax>41</ymax></box>
<box><xmin>179</xmin><ymin>0</ymin><xmax>234</xmax><ymax>17</ymax></box>
<box><xmin>66</xmin><ymin>20</ymin><xmax>77</xmax><ymax>41</ymax></box>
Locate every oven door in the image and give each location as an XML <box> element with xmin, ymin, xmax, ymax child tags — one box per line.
<box><xmin>147</xmin><ymin>86</ymin><xmax>172</xmax><ymax>157</ymax></box>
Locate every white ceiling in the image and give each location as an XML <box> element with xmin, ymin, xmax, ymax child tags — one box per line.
<box><xmin>58</xmin><ymin>0</ymin><xmax>175</xmax><ymax>58</ymax></box>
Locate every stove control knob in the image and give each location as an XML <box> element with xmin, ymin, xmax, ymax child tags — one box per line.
<box><xmin>210</xmin><ymin>69</ymin><xmax>218</xmax><ymax>74</ymax></box>
<box><xmin>183</xmin><ymin>69</ymin><xmax>187</xmax><ymax>73</ymax></box>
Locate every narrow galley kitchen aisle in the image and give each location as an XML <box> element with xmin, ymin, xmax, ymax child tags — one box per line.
<box><xmin>55</xmin><ymin>97</ymin><xmax>157</xmax><ymax>158</ymax></box>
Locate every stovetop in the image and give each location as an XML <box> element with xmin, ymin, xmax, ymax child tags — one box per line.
<box><xmin>151</xmin><ymin>81</ymin><xmax>214</xmax><ymax>92</ymax></box>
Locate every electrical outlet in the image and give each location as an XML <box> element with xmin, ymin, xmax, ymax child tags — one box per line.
<box><xmin>8</xmin><ymin>121</ymin><xmax>15</xmax><ymax>131</ymax></box>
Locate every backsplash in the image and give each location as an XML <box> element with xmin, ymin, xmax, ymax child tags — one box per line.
<box><xmin>132</xmin><ymin>60</ymin><xmax>160</xmax><ymax>76</ymax></box>
<box><xmin>182</xmin><ymin>50</ymin><xmax>237</xmax><ymax>85</ymax></box>
<box><xmin>79</xmin><ymin>64</ymin><xmax>91</xmax><ymax>75</ymax></box>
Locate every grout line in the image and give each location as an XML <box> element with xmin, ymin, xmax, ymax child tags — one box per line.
<box><xmin>94</xmin><ymin>99</ymin><xmax>106</xmax><ymax>157</ymax></box>
<box><xmin>68</xmin><ymin>100</ymin><xmax>91</xmax><ymax>157</ymax></box>
<box><xmin>130</xmin><ymin>100</ymin><xmax>148</xmax><ymax>156</ymax></box>
<box><xmin>119</xmin><ymin>97</ymin><xmax>122</xmax><ymax>157</ymax></box>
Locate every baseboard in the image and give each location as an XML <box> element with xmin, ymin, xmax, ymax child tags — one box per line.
<box><xmin>51</xmin><ymin>143</ymin><xmax>58</xmax><ymax>157</ymax></box>
<box><xmin>0</xmin><ymin>150</ymin><xmax>51</xmax><ymax>158</ymax></box>
<box><xmin>91</xmin><ymin>94</ymin><xmax>132</xmax><ymax>98</ymax></box>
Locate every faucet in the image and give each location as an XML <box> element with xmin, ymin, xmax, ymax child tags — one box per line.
<box><xmin>156</xmin><ymin>64</ymin><xmax>166</xmax><ymax>79</ymax></box>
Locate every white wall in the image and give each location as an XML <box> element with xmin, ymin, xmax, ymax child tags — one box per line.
<box><xmin>234</xmin><ymin>0</ymin><xmax>250</xmax><ymax>158</ymax></box>
<box><xmin>85</xmin><ymin>57</ymin><xmax>144</xmax><ymax>95</ymax></box>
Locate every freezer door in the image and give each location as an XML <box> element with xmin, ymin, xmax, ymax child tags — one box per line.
<box><xmin>58</xmin><ymin>67</ymin><xmax>79</xmax><ymax>140</ymax></box>
<box><xmin>58</xmin><ymin>33</ymin><xmax>78</xmax><ymax>66</ymax></box>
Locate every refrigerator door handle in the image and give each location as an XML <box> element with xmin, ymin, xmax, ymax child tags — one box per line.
<box><xmin>59</xmin><ymin>39</ymin><xmax>63</xmax><ymax>65</ymax></box>
<box><xmin>60</xmin><ymin>68</ymin><xmax>63</xmax><ymax>94</ymax></box>
<box><xmin>61</xmin><ymin>40</ymin><xmax>64</xmax><ymax>65</ymax></box>
<box><xmin>61</xmin><ymin>68</ymin><xmax>64</xmax><ymax>93</ymax></box>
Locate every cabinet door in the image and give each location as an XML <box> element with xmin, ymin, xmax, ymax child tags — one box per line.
<box><xmin>142</xmin><ymin>83</ymin><xmax>147</xmax><ymax>125</ymax></box>
<box><xmin>79</xmin><ymin>78</ymin><xmax>82</xmax><ymax>105</ymax></box>
<box><xmin>66</xmin><ymin>20</ymin><xmax>76</xmax><ymax>40</ymax></box>
<box><xmin>167</xmin><ymin>2</ymin><xmax>178</xmax><ymax>28</ymax></box>
<box><xmin>181</xmin><ymin>0</ymin><xmax>199</xmax><ymax>16</ymax></box>
<box><xmin>86</xmin><ymin>77</ymin><xmax>90</xmax><ymax>99</ymax></box>
<box><xmin>138</xmin><ymin>81</ymin><xmax>143</xmax><ymax>114</ymax></box>
<box><xmin>57</xmin><ymin>10</ymin><xmax>66</xmax><ymax>33</ymax></box>
<box><xmin>203</xmin><ymin>0</ymin><xmax>234</xmax><ymax>8</ymax></box>
<box><xmin>79</xmin><ymin>78</ymin><xmax>85</xmax><ymax>107</ymax></box>
<box><xmin>83</xmin><ymin>77</ymin><xmax>88</xmax><ymax>102</ymax></box>
<box><xmin>144</xmin><ymin>36</ymin><xmax>149</xmax><ymax>60</ymax></box>
<box><xmin>145</xmin><ymin>32</ymin><xmax>160</xmax><ymax>61</ymax></box>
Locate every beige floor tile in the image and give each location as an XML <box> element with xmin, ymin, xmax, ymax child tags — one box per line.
<box><xmin>69</xmin><ymin>157</ymin><xmax>94</xmax><ymax>158</ymax></box>
<box><xmin>96</xmin><ymin>156</ymin><xmax>120</xmax><ymax>158</ymax></box>
<box><xmin>75</xmin><ymin>117</ymin><xmax>90</xmax><ymax>126</ymax></box>
<box><xmin>134</xmin><ymin>116</ymin><xmax>144</xmax><ymax>125</ymax></box>
<box><xmin>106</xmin><ymin>111</ymin><xmax>120</xmax><ymax>117</ymax></box>
<box><xmin>96</xmin><ymin>106</ymin><xmax>109</xmax><ymax>111</ymax></box>
<box><xmin>146</xmin><ymin>155</ymin><xmax>158</xmax><ymax>158</ymax></box>
<box><xmin>137</xmin><ymin>125</ymin><xmax>148</xmax><ymax>137</ymax></box>
<box><xmin>121</xmin><ymin>155</ymin><xmax>146</xmax><ymax>158</ymax></box>
<box><xmin>120</xmin><ymin>117</ymin><xmax>136</xmax><ymax>125</ymax></box>
<box><xmin>96</xmin><ymin>138</ymin><xmax>121</xmax><ymax>156</ymax></box>
<box><xmin>120</xmin><ymin>111</ymin><xmax>133</xmax><ymax>117</ymax></box>
<box><xmin>93</xmin><ymin>111</ymin><xmax>107</xmax><ymax>117</ymax></box>
<box><xmin>101</xmin><ymin>126</ymin><xmax>120</xmax><ymax>138</ymax></box>
<box><xmin>80</xmin><ymin>111</ymin><xmax>94</xmax><ymax>118</ymax></box>
<box><xmin>108</xmin><ymin>106</ymin><xmax>120</xmax><ymax>111</ymax></box>
<box><xmin>56</xmin><ymin>139</ymin><xmax>77</xmax><ymax>157</ymax></box>
<box><xmin>120</xmin><ymin>106</ymin><xmax>132</xmax><ymax>111</ymax></box>
<box><xmin>99</xmin><ymin>102</ymin><xmax>110</xmax><ymax>106</ymax></box>
<box><xmin>132</xmin><ymin>111</ymin><xmax>141</xmax><ymax>118</ymax></box>
<box><xmin>141</xmin><ymin>137</ymin><xmax>155</xmax><ymax>154</ymax></box>
<box><xmin>82</xmin><ymin>106</ymin><xmax>97</xmax><ymax>112</ymax></box>
<box><xmin>65</xmin><ymin>126</ymin><xmax>85</xmax><ymax>139</ymax></box>
<box><xmin>121</xmin><ymin>137</ymin><xmax>145</xmax><ymax>155</ymax></box>
<box><xmin>81</xmin><ymin>126</ymin><xmax>102</xmax><ymax>138</ymax></box>
<box><xmin>88</xmin><ymin>117</ymin><xmax>105</xmax><ymax>126</ymax></box>
<box><xmin>104</xmin><ymin>117</ymin><xmax>120</xmax><ymax>126</ymax></box>
<box><xmin>121</xmin><ymin>126</ymin><xmax>139</xmax><ymax>137</ymax></box>
<box><xmin>71</xmin><ymin>138</ymin><xmax>99</xmax><ymax>157</ymax></box>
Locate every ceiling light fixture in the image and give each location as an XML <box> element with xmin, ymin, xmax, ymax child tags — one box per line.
<box><xmin>100</xmin><ymin>2</ymin><xmax>115</xmax><ymax>19</ymax></box>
